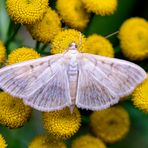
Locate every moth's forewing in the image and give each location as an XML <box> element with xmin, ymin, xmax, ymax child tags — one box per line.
<box><xmin>76</xmin><ymin>53</ymin><xmax>147</xmax><ymax>110</ymax></box>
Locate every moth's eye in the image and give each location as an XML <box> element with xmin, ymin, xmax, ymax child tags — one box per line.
<box><xmin>75</xmin><ymin>44</ymin><xmax>78</xmax><ymax>48</ymax></box>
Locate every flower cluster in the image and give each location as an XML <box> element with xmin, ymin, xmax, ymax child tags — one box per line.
<box><xmin>132</xmin><ymin>74</ymin><xmax>148</xmax><ymax>113</ymax></box>
<box><xmin>81</xmin><ymin>0</ymin><xmax>118</xmax><ymax>16</ymax></box>
<box><xmin>51</xmin><ymin>29</ymin><xmax>86</xmax><ymax>53</ymax></box>
<box><xmin>6</xmin><ymin>0</ymin><xmax>119</xmax><ymax>41</ymax></box>
<box><xmin>56</xmin><ymin>0</ymin><xmax>89</xmax><ymax>30</ymax></box>
<box><xmin>43</xmin><ymin>107</ymin><xmax>81</xmax><ymax>139</ymax></box>
<box><xmin>0</xmin><ymin>41</ymin><xmax>6</xmax><ymax>64</ymax></box>
<box><xmin>8</xmin><ymin>47</ymin><xmax>40</xmax><ymax>65</ymax></box>
<box><xmin>90</xmin><ymin>106</ymin><xmax>130</xmax><ymax>143</ymax></box>
<box><xmin>6</xmin><ymin>0</ymin><xmax>48</xmax><ymax>24</ymax></box>
<box><xmin>51</xmin><ymin>29</ymin><xmax>115</xmax><ymax>57</ymax></box>
<box><xmin>72</xmin><ymin>135</ymin><xmax>106</xmax><ymax>148</ymax></box>
<box><xmin>119</xmin><ymin>17</ymin><xmax>148</xmax><ymax>61</ymax></box>
<box><xmin>0</xmin><ymin>0</ymin><xmax>148</xmax><ymax>147</ymax></box>
<box><xmin>0</xmin><ymin>92</ymin><xmax>32</xmax><ymax>128</ymax></box>
<box><xmin>27</xmin><ymin>7</ymin><xmax>62</xmax><ymax>43</ymax></box>
<box><xmin>84</xmin><ymin>34</ymin><xmax>114</xmax><ymax>57</ymax></box>
<box><xmin>0</xmin><ymin>134</ymin><xmax>7</xmax><ymax>148</ymax></box>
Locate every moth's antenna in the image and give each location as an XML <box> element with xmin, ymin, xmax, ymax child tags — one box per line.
<box><xmin>105</xmin><ymin>31</ymin><xmax>119</xmax><ymax>39</ymax></box>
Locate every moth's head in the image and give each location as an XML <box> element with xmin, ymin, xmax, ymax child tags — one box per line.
<box><xmin>68</xmin><ymin>41</ymin><xmax>78</xmax><ymax>50</ymax></box>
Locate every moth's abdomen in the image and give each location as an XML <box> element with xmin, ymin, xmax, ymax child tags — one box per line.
<box><xmin>68</xmin><ymin>63</ymin><xmax>78</xmax><ymax>105</ymax></box>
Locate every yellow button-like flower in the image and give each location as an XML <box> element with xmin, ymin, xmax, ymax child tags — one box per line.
<box><xmin>84</xmin><ymin>34</ymin><xmax>114</xmax><ymax>57</ymax></box>
<box><xmin>119</xmin><ymin>17</ymin><xmax>148</xmax><ymax>61</ymax></box>
<box><xmin>132</xmin><ymin>74</ymin><xmax>148</xmax><ymax>113</ymax></box>
<box><xmin>6</xmin><ymin>0</ymin><xmax>48</xmax><ymax>24</ymax></box>
<box><xmin>81</xmin><ymin>0</ymin><xmax>117</xmax><ymax>16</ymax></box>
<box><xmin>0</xmin><ymin>134</ymin><xmax>7</xmax><ymax>148</ymax></box>
<box><xmin>27</xmin><ymin>7</ymin><xmax>61</xmax><ymax>43</ymax></box>
<box><xmin>43</xmin><ymin>107</ymin><xmax>81</xmax><ymax>139</ymax></box>
<box><xmin>51</xmin><ymin>29</ymin><xmax>86</xmax><ymax>54</ymax></box>
<box><xmin>29</xmin><ymin>135</ymin><xmax>66</xmax><ymax>148</ymax></box>
<box><xmin>56</xmin><ymin>0</ymin><xmax>89</xmax><ymax>30</ymax></box>
<box><xmin>72</xmin><ymin>135</ymin><xmax>106</xmax><ymax>148</ymax></box>
<box><xmin>90</xmin><ymin>106</ymin><xmax>130</xmax><ymax>144</ymax></box>
<box><xmin>8</xmin><ymin>47</ymin><xmax>40</xmax><ymax>65</ymax></box>
<box><xmin>0</xmin><ymin>41</ymin><xmax>6</xmax><ymax>64</ymax></box>
<box><xmin>0</xmin><ymin>92</ymin><xmax>32</xmax><ymax>128</ymax></box>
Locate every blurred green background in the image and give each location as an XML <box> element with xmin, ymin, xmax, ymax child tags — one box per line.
<box><xmin>0</xmin><ymin>0</ymin><xmax>148</xmax><ymax>147</ymax></box>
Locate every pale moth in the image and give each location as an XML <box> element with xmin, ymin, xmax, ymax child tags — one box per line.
<box><xmin>0</xmin><ymin>42</ymin><xmax>147</xmax><ymax>112</ymax></box>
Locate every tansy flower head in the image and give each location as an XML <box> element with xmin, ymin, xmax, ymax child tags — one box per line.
<box><xmin>119</xmin><ymin>17</ymin><xmax>148</xmax><ymax>61</ymax></box>
<box><xmin>72</xmin><ymin>134</ymin><xmax>106</xmax><ymax>148</ymax></box>
<box><xmin>43</xmin><ymin>107</ymin><xmax>81</xmax><ymax>139</ymax></box>
<box><xmin>27</xmin><ymin>7</ymin><xmax>61</xmax><ymax>43</ymax></box>
<box><xmin>81</xmin><ymin>0</ymin><xmax>117</xmax><ymax>16</ymax></box>
<box><xmin>84</xmin><ymin>34</ymin><xmax>114</xmax><ymax>57</ymax></box>
<box><xmin>29</xmin><ymin>135</ymin><xmax>66</xmax><ymax>148</ymax></box>
<box><xmin>8</xmin><ymin>47</ymin><xmax>40</xmax><ymax>65</ymax></box>
<box><xmin>0</xmin><ymin>134</ymin><xmax>7</xmax><ymax>148</ymax></box>
<box><xmin>0</xmin><ymin>41</ymin><xmax>6</xmax><ymax>64</ymax></box>
<box><xmin>56</xmin><ymin>0</ymin><xmax>89</xmax><ymax>30</ymax></box>
<box><xmin>132</xmin><ymin>74</ymin><xmax>148</xmax><ymax>113</ymax></box>
<box><xmin>90</xmin><ymin>106</ymin><xmax>130</xmax><ymax>144</ymax></box>
<box><xmin>0</xmin><ymin>92</ymin><xmax>32</xmax><ymax>128</ymax></box>
<box><xmin>6</xmin><ymin>0</ymin><xmax>48</xmax><ymax>24</ymax></box>
<box><xmin>51</xmin><ymin>29</ymin><xmax>86</xmax><ymax>54</ymax></box>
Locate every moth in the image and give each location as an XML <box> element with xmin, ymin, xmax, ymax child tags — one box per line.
<box><xmin>0</xmin><ymin>42</ymin><xmax>147</xmax><ymax>112</ymax></box>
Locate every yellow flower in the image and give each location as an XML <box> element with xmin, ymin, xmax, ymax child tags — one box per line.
<box><xmin>8</xmin><ymin>47</ymin><xmax>40</xmax><ymax>65</ymax></box>
<box><xmin>6</xmin><ymin>0</ymin><xmax>48</xmax><ymax>24</ymax></box>
<box><xmin>29</xmin><ymin>135</ymin><xmax>66</xmax><ymax>148</ymax></box>
<box><xmin>132</xmin><ymin>74</ymin><xmax>148</xmax><ymax>113</ymax></box>
<box><xmin>0</xmin><ymin>92</ymin><xmax>32</xmax><ymax>128</ymax></box>
<box><xmin>72</xmin><ymin>135</ymin><xmax>106</xmax><ymax>148</ymax></box>
<box><xmin>81</xmin><ymin>0</ymin><xmax>117</xmax><ymax>16</ymax></box>
<box><xmin>119</xmin><ymin>17</ymin><xmax>148</xmax><ymax>61</ymax></box>
<box><xmin>84</xmin><ymin>34</ymin><xmax>114</xmax><ymax>57</ymax></box>
<box><xmin>43</xmin><ymin>107</ymin><xmax>81</xmax><ymax>139</ymax></box>
<box><xmin>90</xmin><ymin>106</ymin><xmax>130</xmax><ymax>144</ymax></box>
<box><xmin>51</xmin><ymin>29</ymin><xmax>86</xmax><ymax>54</ymax></box>
<box><xmin>27</xmin><ymin>7</ymin><xmax>61</xmax><ymax>43</ymax></box>
<box><xmin>56</xmin><ymin>0</ymin><xmax>89</xmax><ymax>30</ymax></box>
<box><xmin>0</xmin><ymin>134</ymin><xmax>7</xmax><ymax>148</ymax></box>
<box><xmin>0</xmin><ymin>41</ymin><xmax>6</xmax><ymax>64</ymax></box>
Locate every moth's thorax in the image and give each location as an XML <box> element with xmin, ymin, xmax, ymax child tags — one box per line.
<box><xmin>66</xmin><ymin>48</ymin><xmax>79</xmax><ymax>55</ymax></box>
<box><xmin>66</xmin><ymin>46</ymin><xmax>79</xmax><ymax>65</ymax></box>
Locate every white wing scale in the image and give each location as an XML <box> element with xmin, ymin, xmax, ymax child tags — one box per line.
<box><xmin>76</xmin><ymin>53</ymin><xmax>147</xmax><ymax>110</ymax></box>
<box><xmin>0</xmin><ymin>54</ymin><xmax>71</xmax><ymax>111</ymax></box>
<box><xmin>24</xmin><ymin>65</ymin><xmax>71</xmax><ymax>111</ymax></box>
<box><xmin>0</xmin><ymin>52</ymin><xmax>147</xmax><ymax>111</ymax></box>
<box><xmin>76</xmin><ymin>66</ymin><xmax>118</xmax><ymax>110</ymax></box>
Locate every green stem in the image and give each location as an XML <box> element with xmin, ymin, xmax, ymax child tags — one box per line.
<box><xmin>105</xmin><ymin>31</ymin><xmax>119</xmax><ymax>39</ymax></box>
<box><xmin>40</xmin><ymin>44</ymin><xmax>48</xmax><ymax>51</ymax></box>
<box><xmin>35</xmin><ymin>41</ymin><xmax>41</xmax><ymax>51</ymax></box>
<box><xmin>35</xmin><ymin>42</ymin><xmax>50</xmax><ymax>55</ymax></box>
<box><xmin>5</xmin><ymin>24</ymin><xmax>21</xmax><ymax>53</ymax></box>
<box><xmin>7</xmin><ymin>19</ymin><xmax>13</xmax><ymax>37</ymax></box>
<box><xmin>40</xmin><ymin>51</ymin><xmax>50</xmax><ymax>55</ymax></box>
